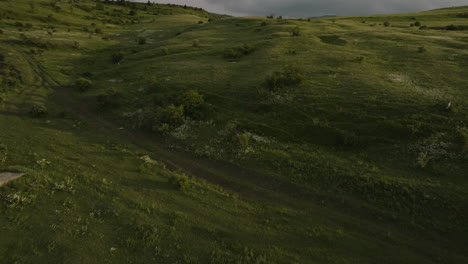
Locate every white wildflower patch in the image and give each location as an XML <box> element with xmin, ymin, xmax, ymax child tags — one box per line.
<box><xmin>243</xmin><ymin>131</ymin><xmax>272</xmax><ymax>144</ymax></box>
<box><xmin>267</xmin><ymin>93</ymin><xmax>295</xmax><ymax>104</ymax></box>
<box><xmin>387</xmin><ymin>73</ymin><xmax>448</xmax><ymax>100</ymax></box>
<box><xmin>408</xmin><ymin>132</ymin><xmax>460</xmax><ymax>160</ymax></box>
<box><xmin>140</xmin><ymin>155</ymin><xmax>158</xmax><ymax>165</ymax></box>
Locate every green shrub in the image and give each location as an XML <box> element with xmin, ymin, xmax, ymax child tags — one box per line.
<box><xmin>0</xmin><ymin>143</ymin><xmax>7</xmax><ymax>163</ymax></box>
<box><xmin>74</xmin><ymin>78</ymin><xmax>92</xmax><ymax>92</ymax></box>
<box><xmin>260</xmin><ymin>22</ymin><xmax>267</xmax><ymax>26</ymax></box>
<box><xmin>415</xmin><ymin>21</ymin><xmax>421</xmax><ymax>27</ymax></box>
<box><xmin>356</xmin><ymin>56</ymin><xmax>365</xmax><ymax>63</ymax></box>
<box><xmin>223</xmin><ymin>44</ymin><xmax>256</xmax><ymax>59</ymax></box>
<box><xmin>458</xmin><ymin>128</ymin><xmax>468</xmax><ymax>152</ymax></box>
<box><xmin>292</xmin><ymin>26</ymin><xmax>301</xmax><ymax>36</ymax></box>
<box><xmin>97</xmin><ymin>88</ymin><xmax>120</xmax><ymax>107</ymax></box>
<box><xmin>153</xmin><ymin>105</ymin><xmax>185</xmax><ymax>133</ymax></box>
<box><xmin>336</xmin><ymin>130</ymin><xmax>359</xmax><ymax>148</ymax></box>
<box><xmin>418</xmin><ymin>46</ymin><xmax>427</xmax><ymax>53</ymax></box>
<box><xmin>192</xmin><ymin>40</ymin><xmax>200</xmax><ymax>47</ymax></box>
<box><xmin>168</xmin><ymin>174</ymin><xmax>190</xmax><ymax>191</ymax></box>
<box><xmin>96</xmin><ymin>3</ymin><xmax>104</xmax><ymax>10</ymax></box>
<box><xmin>266</xmin><ymin>66</ymin><xmax>304</xmax><ymax>91</ymax></box>
<box><xmin>137</xmin><ymin>37</ymin><xmax>146</xmax><ymax>45</ymax></box>
<box><xmin>446</xmin><ymin>24</ymin><xmax>465</xmax><ymax>31</ymax></box>
<box><xmin>383</xmin><ymin>21</ymin><xmax>390</xmax><ymax>27</ymax></box>
<box><xmin>179</xmin><ymin>90</ymin><xmax>205</xmax><ymax>118</ymax></box>
<box><xmin>29</xmin><ymin>103</ymin><xmax>48</xmax><ymax>118</ymax></box>
<box><xmin>111</xmin><ymin>52</ymin><xmax>123</xmax><ymax>64</ymax></box>
<box><xmin>95</xmin><ymin>28</ymin><xmax>102</xmax><ymax>34</ymax></box>
<box><xmin>233</xmin><ymin>133</ymin><xmax>251</xmax><ymax>154</ymax></box>
<box><xmin>198</xmin><ymin>21</ymin><xmax>204</xmax><ymax>24</ymax></box>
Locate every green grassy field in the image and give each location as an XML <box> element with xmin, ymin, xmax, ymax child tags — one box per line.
<box><xmin>0</xmin><ymin>0</ymin><xmax>467</xmax><ymax>263</ymax></box>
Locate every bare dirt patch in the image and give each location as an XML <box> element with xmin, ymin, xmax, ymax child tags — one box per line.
<box><xmin>0</xmin><ymin>172</ymin><xmax>25</xmax><ymax>186</ymax></box>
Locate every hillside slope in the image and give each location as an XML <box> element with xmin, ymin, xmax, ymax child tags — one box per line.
<box><xmin>0</xmin><ymin>1</ymin><xmax>467</xmax><ymax>263</ymax></box>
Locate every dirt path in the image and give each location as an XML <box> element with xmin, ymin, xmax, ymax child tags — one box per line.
<box><xmin>0</xmin><ymin>172</ymin><xmax>25</xmax><ymax>186</ymax></box>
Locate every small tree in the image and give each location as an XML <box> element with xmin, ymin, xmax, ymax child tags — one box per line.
<box><xmin>267</xmin><ymin>66</ymin><xmax>304</xmax><ymax>91</ymax></box>
<box><xmin>112</xmin><ymin>52</ymin><xmax>123</xmax><ymax>64</ymax></box>
<box><xmin>29</xmin><ymin>103</ymin><xmax>48</xmax><ymax>118</ymax></box>
<box><xmin>137</xmin><ymin>37</ymin><xmax>146</xmax><ymax>45</ymax></box>
<box><xmin>75</xmin><ymin>78</ymin><xmax>92</xmax><ymax>92</ymax></box>
<box><xmin>414</xmin><ymin>21</ymin><xmax>421</xmax><ymax>27</ymax></box>
<box><xmin>292</xmin><ymin>27</ymin><xmax>301</xmax><ymax>36</ymax></box>
<box><xmin>179</xmin><ymin>90</ymin><xmax>205</xmax><ymax>118</ymax></box>
<box><xmin>383</xmin><ymin>21</ymin><xmax>390</xmax><ymax>27</ymax></box>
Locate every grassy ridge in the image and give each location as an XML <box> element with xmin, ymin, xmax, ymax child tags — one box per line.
<box><xmin>0</xmin><ymin>0</ymin><xmax>467</xmax><ymax>263</ymax></box>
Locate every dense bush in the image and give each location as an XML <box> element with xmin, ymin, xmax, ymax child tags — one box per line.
<box><xmin>153</xmin><ymin>105</ymin><xmax>185</xmax><ymax>133</ymax></box>
<box><xmin>97</xmin><ymin>88</ymin><xmax>120</xmax><ymax>107</ymax></box>
<box><xmin>137</xmin><ymin>37</ymin><xmax>146</xmax><ymax>45</ymax></box>
<box><xmin>111</xmin><ymin>52</ymin><xmax>124</xmax><ymax>63</ymax></box>
<box><xmin>418</xmin><ymin>46</ymin><xmax>427</xmax><ymax>53</ymax></box>
<box><xmin>292</xmin><ymin>27</ymin><xmax>301</xmax><ymax>36</ymax></box>
<box><xmin>29</xmin><ymin>103</ymin><xmax>48</xmax><ymax>118</ymax></box>
<box><xmin>192</xmin><ymin>40</ymin><xmax>200</xmax><ymax>47</ymax></box>
<box><xmin>178</xmin><ymin>90</ymin><xmax>205</xmax><ymax>119</ymax></box>
<box><xmin>0</xmin><ymin>143</ymin><xmax>7</xmax><ymax>163</ymax></box>
<box><xmin>223</xmin><ymin>44</ymin><xmax>255</xmax><ymax>59</ymax></box>
<box><xmin>445</xmin><ymin>24</ymin><xmax>465</xmax><ymax>31</ymax></box>
<box><xmin>336</xmin><ymin>130</ymin><xmax>360</xmax><ymax>148</ymax></box>
<box><xmin>74</xmin><ymin>78</ymin><xmax>92</xmax><ymax>92</ymax></box>
<box><xmin>415</xmin><ymin>21</ymin><xmax>421</xmax><ymax>27</ymax></box>
<box><xmin>232</xmin><ymin>133</ymin><xmax>251</xmax><ymax>154</ymax></box>
<box><xmin>383</xmin><ymin>21</ymin><xmax>390</xmax><ymax>27</ymax></box>
<box><xmin>266</xmin><ymin>66</ymin><xmax>304</xmax><ymax>91</ymax></box>
<box><xmin>168</xmin><ymin>174</ymin><xmax>190</xmax><ymax>191</ymax></box>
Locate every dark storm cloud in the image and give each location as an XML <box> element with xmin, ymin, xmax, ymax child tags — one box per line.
<box><xmin>134</xmin><ymin>0</ymin><xmax>468</xmax><ymax>17</ymax></box>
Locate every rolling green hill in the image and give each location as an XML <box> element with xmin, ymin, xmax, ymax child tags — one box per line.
<box><xmin>0</xmin><ymin>0</ymin><xmax>467</xmax><ymax>263</ymax></box>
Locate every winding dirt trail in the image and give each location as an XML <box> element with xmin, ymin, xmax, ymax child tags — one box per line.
<box><xmin>0</xmin><ymin>172</ymin><xmax>25</xmax><ymax>186</ymax></box>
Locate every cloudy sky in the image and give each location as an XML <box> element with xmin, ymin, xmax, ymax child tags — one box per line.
<box><xmin>132</xmin><ymin>0</ymin><xmax>467</xmax><ymax>17</ymax></box>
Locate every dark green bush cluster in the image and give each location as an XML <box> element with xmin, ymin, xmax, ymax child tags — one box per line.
<box><xmin>418</xmin><ymin>46</ymin><xmax>427</xmax><ymax>53</ymax></box>
<box><xmin>266</xmin><ymin>66</ymin><xmax>304</xmax><ymax>91</ymax></box>
<box><xmin>383</xmin><ymin>21</ymin><xmax>390</xmax><ymax>27</ymax></box>
<box><xmin>152</xmin><ymin>90</ymin><xmax>207</xmax><ymax>133</ymax></box>
<box><xmin>178</xmin><ymin>90</ymin><xmax>205</xmax><ymax>118</ymax></box>
<box><xmin>0</xmin><ymin>63</ymin><xmax>22</xmax><ymax>91</ymax></box>
<box><xmin>224</xmin><ymin>44</ymin><xmax>256</xmax><ymax>59</ymax></box>
<box><xmin>292</xmin><ymin>27</ymin><xmax>301</xmax><ymax>36</ymax></box>
<box><xmin>168</xmin><ymin>174</ymin><xmax>190</xmax><ymax>191</ymax></box>
<box><xmin>445</xmin><ymin>24</ymin><xmax>465</xmax><ymax>31</ymax></box>
<box><xmin>111</xmin><ymin>52</ymin><xmax>124</xmax><ymax>64</ymax></box>
<box><xmin>335</xmin><ymin>130</ymin><xmax>360</xmax><ymax>148</ymax></box>
<box><xmin>457</xmin><ymin>13</ymin><xmax>468</xmax><ymax>18</ymax></box>
<box><xmin>97</xmin><ymin>88</ymin><xmax>120</xmax><ymax>107</ymax></box>
<box><xmin>74</xmin><ymin>78</ymin><xmax>92</xmax><ymax>92</ymax></box>
<box><xmin>29</xmin><ymin>103</ymin><xmax>48</xmax><ymax>118</ymax></box>
<box><xmin>137</xmin><ymin>37</ymin><xmax>146</xmax><ymax>45</ymax></box>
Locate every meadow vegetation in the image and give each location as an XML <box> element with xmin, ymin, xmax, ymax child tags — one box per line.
<box><xmin>0</xmin><ymin>0</ymin><xmax>467</xmax><ymax>263</ymax></box>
